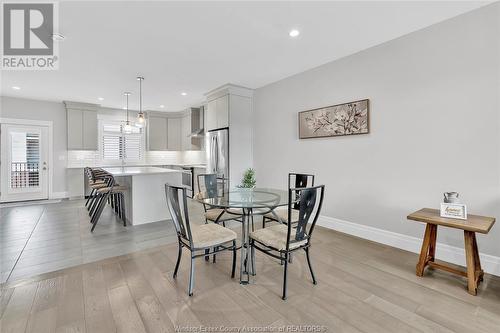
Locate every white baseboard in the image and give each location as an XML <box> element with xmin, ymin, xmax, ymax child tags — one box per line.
<box><xmin>318</xmin><ymin>215</ymin><xmax>500</xmax><ymax>277</ymax></box>
<box><xmin>50</xmin><ymin>191</ymin><xmax>68</xmax><ymax>199</ymax></box>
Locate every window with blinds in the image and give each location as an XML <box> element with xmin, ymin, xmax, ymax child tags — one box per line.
<box><xmin>100</xmin><ymin>121</ymin><xmax>144</xmax><ymax>162</ymax></box>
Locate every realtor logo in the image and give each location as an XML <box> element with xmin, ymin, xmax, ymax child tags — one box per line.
<box><xmin>1</xmin><ymin>2</ymin><xmax>59</xmax><ymax>69</ymax></box>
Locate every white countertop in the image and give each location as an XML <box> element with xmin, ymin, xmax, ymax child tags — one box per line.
<box><xmin>67</xmin><ymin>163</ymin><xmax>206</xmax><ymax>169</ymax></box>
<box><xmin>103</xmin><ymin>166</ymin><xmax>183</xmax><ymax>176</ymax></box>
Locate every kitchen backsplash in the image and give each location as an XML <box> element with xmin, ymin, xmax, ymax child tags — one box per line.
<box><xmin>145</xmin><ymin>151</ymin><xmax>183</xmax><ymax>165</ymax></box>
<box><xmin>182</xmin><ymin>150</ymin><xmax>205</xmax><ymax>165</ymax></box>
<box><xmin>67</xmin><ymin>150</ymin><xmax>206</xmax><ymax>168</ymax></box>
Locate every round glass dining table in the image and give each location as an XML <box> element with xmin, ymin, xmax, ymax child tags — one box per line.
<box><xmin>195</xmin><ymin>188</ymin><xmax>289</xmax><ymax>284</ymax></box>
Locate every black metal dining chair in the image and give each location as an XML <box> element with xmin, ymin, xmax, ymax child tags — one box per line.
<box><xmin>250</xmin><ymin>185</ymin><xmax>325</xmax><ymax>300</ymax></box>
<box><xmin>166</xmin><ymin>183</ymin><xmax>238</xmax><ymax>296</ymax></box>
<box><xmin>196</xmin><ymin>173</ymin><xmax>243</xmax><ymax>227</ymax></box>
<box><xmin>262</xmin><ymin>173</ymin><xmax>315</xmax><ymax>228</ymax></box>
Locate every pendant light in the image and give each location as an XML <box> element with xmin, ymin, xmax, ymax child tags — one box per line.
<box><xmin>136</xmin><ymin>76</ymin><xmax>145</xmax><ymax>127</ymax></box>
<box><xmin>123</xmin><ymin>92</ymin><xmax>132</xmax><ymax>134</ymax></box>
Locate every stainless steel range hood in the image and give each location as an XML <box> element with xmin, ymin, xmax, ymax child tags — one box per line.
<box><xmin>188</xmin><ymin>106</ymin><xmax>204</xmax><ymax>137</ymax></box>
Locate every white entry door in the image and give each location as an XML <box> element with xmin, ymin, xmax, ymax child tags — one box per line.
<box><xmin>1</xmin><ymin>124</ymin><xmax>49</xmax><ymax>202</ymax></box>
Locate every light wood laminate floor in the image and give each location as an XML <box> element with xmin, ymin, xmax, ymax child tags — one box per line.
<box><xmin>1</xmin><ymin>220</ymin><xmax>500</xmax><ymax>332</ymax></box>
<box><xmin>0</xmin><ymin>199</ymin><xmax>209</xmax><ymax>283</ymax></box>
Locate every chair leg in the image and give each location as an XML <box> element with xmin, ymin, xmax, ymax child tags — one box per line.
<box><xmin>115</xmin><ymin>194</ymin><xmax>120</xmax><ymax>217</ymax></box>
<box><xmin>85</xmin><ymin>188</ymin><xmax>95</xmax><ymax>207</ymax></box>
<box><xmin>250</xmin><ymin>239</ymin><xmax>256</xmax><ymax>276</ymax></box>
<box><xmin>282</xmin><ymin>253</ymin><xmax>288</xmax><ymax>300</ymax></box>
<box><xmin>305</xmin><ymin>247</ymin><xmax>317</xmax><ymax>285</ymax></box>
<box><xmin>173</xmin><ymin>242</ymin><xmax>182</xmax><ymax>278</ymax></box>
<box><xmin>213</xmin><ymin>246</ymin><xmax>217</xmax><ymax>263</ymax></box>
<box><xmin>90</xmin><ymin>194</ymin><xmax>104</xmax><ymax>223</ymax></box>
<box><xmin>205</xmin><ymin>249</ymin><xmax>210</xmax><ymax>261</ymax></box>
<box><xmin>188</xmin><ymin>255</ymin><xmax>195</xmax><ymax>296</ymax></box>
<box><xmin>91</xmin><ymin>194</ymin><xmax>108</xmax><ymax>232</ymax></box>
<box><xmin>231</xmin><ymin>240</ymin><xmax>237</xmax><ymax>278</ymax></box>
<box><xmin>251</xmin><ymin>214</ymin><xmax>255</xmax><ymax>232</ymax></box>
<box><xmin>89</xmin><ymin>193</ymin><xmax>101</xmax><ymax>217</ymax></box>
<box><xmin>262</xmin><ymin>216</ymin><xmax>266</xmax><ymax>229</ymax></box>
<box><xmin>120</xmin><ymin>194</ymin><xmax>126</xmax><ymax>226</ymax></box>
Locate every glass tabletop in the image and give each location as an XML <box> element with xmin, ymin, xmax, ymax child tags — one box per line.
<box><xmin>195</xmin><ymin>187</ymin><xmax>289</xmax><ymax>209</ymax></box>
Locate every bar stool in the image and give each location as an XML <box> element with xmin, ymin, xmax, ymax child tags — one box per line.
<box><xmin>90</xmin><ymin>174</ymin><xmax>128</xmax><ymax>232</ymax></box>
<box><xmin>85</xmin><ymin>167</ymin><xmax>107</xmax><ymax>209</ymax></box>
<box><xmin>87</xmin><ymin>168</ymin><xmax>111</xmax><ymax>217</ymax></box>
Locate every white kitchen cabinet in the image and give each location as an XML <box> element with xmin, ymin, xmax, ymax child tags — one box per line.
<box><xmin>205</xmin><ymin>94</ymin><xmax>229</xmax><ymax>131</ymax></box>
<box><xmin>205</xmin><ymin>84</ymin><xmax>253</xmax><ymax>188</ymax></box>
<box><xmin>216</xmin><ymin>94</ymin><xmax>229</xmax><ymax>129</ymax></box>
<box><xmin>167</xmin><ymin>117</ymin><xmax>182</xmax><ymax>151</ymax></box>
<box><xmin>205</xmin><ymin>99</ymin><xmax>218</xmax><ymax>131</ymax></box>
<box><xmin>65</xmin><ymin>102</ymin><xmax>98</xmax><ymax>150</ymax></box>
<box><xmin>148</xmin><ymin>116</ymin><xmax>168</xmax><ymax>150</ymax></box>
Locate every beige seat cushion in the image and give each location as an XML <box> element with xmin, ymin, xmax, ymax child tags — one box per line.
<box><xmin>204</xmin><ymin>208</ymin><xmax>241</xmax><ymax>222</ymax></box>
<box><xmin>97</xmin><ymin>185</ymin><xmax>127</xmax><ymax>193</ymax></box>
<box><xmin>264</xmin><ymin>207</ymin><xmax>299</xmax><ymax>223</ymax></box>
<box><xmin>191</xmin><ymin>223</ymin><xmax>237</xmax><ymax>249</ymax></box>
<box><xmin>250</xmin><ymin>224</ymin><xmax>307</xmax><ymax>251</ymax></box>
<box><xmin>90</xmin><ymin>182</ymin><xmax>108</xmax><ymax>189</ymax></box>
<box><xmin>227</xmin><ymin>208</ymin><xmax>243</xmax><ymax>215</ymax></box>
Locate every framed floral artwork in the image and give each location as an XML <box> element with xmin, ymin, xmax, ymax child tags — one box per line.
<box><xmin>298</xmin><ymin>99</ymin><xmax>369</xmax><ymax>139</ymax></box>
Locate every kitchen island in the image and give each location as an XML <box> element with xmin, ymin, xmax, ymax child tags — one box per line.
<box><xmin>103</xmin><ymin>167</ymin><xmax>183</xmax><ymax>225</ymax></box>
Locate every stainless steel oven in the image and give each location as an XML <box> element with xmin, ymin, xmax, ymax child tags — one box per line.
<box><xmin>181</xmin><ymin>167</ymin><xmax>194</xmax><ymax>198</ymax></box>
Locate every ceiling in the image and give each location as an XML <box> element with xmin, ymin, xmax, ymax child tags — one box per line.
<box><xmin>0</xmin><ymin>1</ymin><xmax>490</xmax><ymax>111</ymax></box>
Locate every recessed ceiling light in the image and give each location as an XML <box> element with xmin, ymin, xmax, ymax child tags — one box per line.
<box><xmin>51</xmin><ymin>33</ymin><xmax>65</xmax><ymax>41</ymax></box>
<box><xmin>181</xmin><ymin>92</ymin><xmax>187</xmax><ymax>96</ymax></box>
<box><xmin>12</xmin><ymin>86</ymin><xmax>21</xmax><ymax>90</ymax></box>
<box><xmin>160</xmin><ymin>105</ymin><xmax>165</xmax><ymax>108</ymax></box>
<box><xmin>98</xmin><ymin>97</ymin><xmax>104</xmax><ymax>101</ymax></box>
<box><xmin>289</xmin><ymin>29</ymin><xmax>300</xmax><ymax>38</ymax></box>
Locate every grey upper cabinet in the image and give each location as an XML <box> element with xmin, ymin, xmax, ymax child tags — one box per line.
<box><xmin>167</xmin><ymin>117</ymin><xmax>182</xmax><ymax>151</ymax></box>
<box><xmin>82</xmin><ymin>110</ymin><xmax>98</xmax><ymax>150</ymax></box>
<box><xmin>148</xmin><ymin>116</ymin><xmax>168</xmax><ymax>150</ymax></box>
<box><xmin>64</xmin><ymin>101</ymin><xmax>98</xmax><ymax>150</ymax></box>
<box><xmin>148</xmin><ymin>109</ymin><xmax>202</xmax><ymax>151</ymax></box>
<box><xmin>181</xmin><ymin>113</ymin><xmax>192</xmax><ymax>150</ymax></box>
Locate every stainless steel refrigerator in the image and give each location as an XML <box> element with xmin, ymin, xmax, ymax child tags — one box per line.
<box><xmin>206</xmin><ymin>128</ymin><xmax>229</xmax><ymax>180</ymax></box>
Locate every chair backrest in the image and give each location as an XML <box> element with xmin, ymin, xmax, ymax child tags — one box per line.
<box><xmin>288</xmin><ymin>173</ymin><xmax>315</xmax><ymax>210</ymax></box>
<box><xmin>286</xmin><ymin>185</ymin><xmax>325</xmax><ymax>250</ymax></box>
<box><xmin>89</xmin><ymin>167</ymin><xmax>107</xmax><ymax>182</ymax></box>
<box><xmin>165</xmin><ymin>184</ymin><xmax>193</xmax><ymax>247</ymax></box>
<box><xmin>196</xmin><ymin>174</ymin><xmax>226</xmax><ymax>212</ymax></box>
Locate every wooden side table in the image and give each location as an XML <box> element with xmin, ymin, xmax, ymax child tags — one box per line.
<box><xmin>407</xmin><ymin>208</ymin><xmax>495</xmax><ymax>295</ymax></box>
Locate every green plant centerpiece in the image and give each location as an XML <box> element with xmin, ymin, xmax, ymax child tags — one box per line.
<box><xmin>238</xmin><ymin>168</ymin><xmax>256</xmax><ymax>189</ymax></box>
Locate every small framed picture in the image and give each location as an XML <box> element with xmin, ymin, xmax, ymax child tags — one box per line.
<box><xmin>440</xmin><ymin>203</ymin><xmax>467</xmax><ymax>220</ymax></box>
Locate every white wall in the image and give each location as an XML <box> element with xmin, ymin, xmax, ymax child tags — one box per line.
<box><xmin>0</xmin><ymin>97</ymin><xmax>207</xmax><ymax>197</ymax></box>
<box><xmin>253</xmin><ymin>4</ymin><xmax>500</xmax><ymax>257</ymax></box>
<box><xmin>1</xmin><ymin>96</ymin><xmax>68</xmax><ymax>195</ymax></box>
